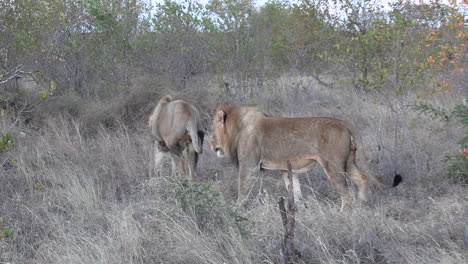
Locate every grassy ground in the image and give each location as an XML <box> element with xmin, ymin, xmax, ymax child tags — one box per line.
<box><xmin>1</xmin><ymin>73</ymin><xmax>467</xmax><ymax>263</ymax></box>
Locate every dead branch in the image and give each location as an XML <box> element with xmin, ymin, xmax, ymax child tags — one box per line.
<box><xmin>278</xmin><ymin>161</ymin><xmax>301</xmax><ymax>264</ymax></box>
<box><xmin>0</xmin><ymin>65</ymin><xmax>25</xmax><ymax>85</ymax></box>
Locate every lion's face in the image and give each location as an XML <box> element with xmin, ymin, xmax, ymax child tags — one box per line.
<box><xmin>210</xmin><ymin>110</ymin><xmax>227</xmax><ymax>158</ymax></box>
<box><xmin>209</xmin><ymin>133</ymin><xmax>224</xmax><ymax>157</ymax></box>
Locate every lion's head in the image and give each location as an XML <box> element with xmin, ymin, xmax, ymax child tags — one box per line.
<box><xmin>210</xmin><ymin>106</ymin><xmax>233</xmax><ymax>159</ymax></box>
<box><xmin>210</xmin><ymin>105</ymin><xmax>265</xmax><ymax>163</ymax></box>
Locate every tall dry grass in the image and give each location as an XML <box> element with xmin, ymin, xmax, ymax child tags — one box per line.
<box><xmin>1</xmin><ymin>73</ymin><xmax>467</xmax><ymax>264</ymax></box>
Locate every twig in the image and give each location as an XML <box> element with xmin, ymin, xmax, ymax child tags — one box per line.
<box><xmin>0</xmin><ymin>64</ymin><xmax>24</xmax><ymax>85</ymax></box>
<box><xmin>4</xmin><ymin>100</ymin><xmax>28</xmax><ymax>134</ymax></box>
<box><xmin>310</xmin><ymin>72</ymin><xmax>332</xmax><ymax>88</ymax></box>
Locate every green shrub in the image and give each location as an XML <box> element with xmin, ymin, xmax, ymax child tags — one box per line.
<box><xmin>173</xmin><ymin>178</ymin><xmax>253</xmax><ymax>236</ymax></box>
<box><xmin>1</xmin><ymin>227</ymin><xmax>14</xmax><ymax>238</ymax></box>
<box><xmin>445</xmin><ymin>153</ymin><xmax>468</xmax><ymax>183</ymax></box>
<box><xmin>0</xmin><ymin>133</ymin><xmax>13</xmax><ymax>151</ymax></box>
<box><xmin>0</xmin><ymin>217</ymin><xmax>14</xmax><ymax>239</ymax></box>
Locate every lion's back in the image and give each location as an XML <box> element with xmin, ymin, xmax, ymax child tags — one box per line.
<box><xmin>237</xmin><ymin>114</ymin><xmax>353</xmax><ymax>160</ymax></box>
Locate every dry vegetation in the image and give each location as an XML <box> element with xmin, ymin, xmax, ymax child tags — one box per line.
<box><xmin>1</xmin><ymin>0</ymin><xmax>467</xmax><ymax>263</ymax></box>
<box><xmin>1</xmin><ymin>73</ymin><xmax>467</xmax><ymax>264</ymax></box>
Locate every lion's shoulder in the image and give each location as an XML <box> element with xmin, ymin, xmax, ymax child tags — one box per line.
<box><xmin>221</xmin><ymin>105</ymin><xmax>265</xmax><ymax>129</ymax></box>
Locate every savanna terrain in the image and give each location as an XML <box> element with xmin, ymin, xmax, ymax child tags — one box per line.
<box><xmin>1</xmin><ymin>0</ymin><xmax>467</xmax><ymax>263</ymax></box>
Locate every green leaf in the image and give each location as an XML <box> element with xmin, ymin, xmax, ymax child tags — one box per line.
<box><xmin>2</xmin><ymin>227</ymin><xmax>14</xmax><ymax>238</ymax></box>
<box><xmin>40</xmin><ymin>89</ymin><xmax>50</xmax><ymax>100</ymax></box>
<box><xmin>0</xmin><ymin>133</ymin><xmax>13</xmax><ymax>151</ymax></box>
<box><xmin>50</xmin><ymin>80</ymin><xmax>57</xmax><ymax>91</ymax></box>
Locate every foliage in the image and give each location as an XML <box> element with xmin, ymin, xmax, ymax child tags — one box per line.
<box><xmin>414</xmin><ymin>103</ymin><xmax>468</xmax><ymax>126</ymax></box>
<box><xmin>328</xmin><ymin>0</ymin><xmax>465</xmax><ymax>94</ymax></box>
<box><xmin>414</xmin><ymin>103</ymin><xmax>468</xmax><ymax>183</ymax></box>
<box><xmin>445</xmin><ymin>153</ymin><xmax>468</xmax><ymax>184</ymax></box>
<box><xmin>0</xmin><ymin>0</ymin><xmax>465</xmax><ymax>136</ymax></box>
<box><xmin>0</xmin><ymin>0</ymin><xmax>464</xmax><ymax>96</ymax></box>
<box><xmin>0</xmin><ymin>227</ymin><xmax>14</xmax><ymax>239</ymax></box>
<box><xmin>150</xmin><ymin>0</ymin><xmax>212</xmax><ymax>86</ymax></box>
<box><xmin>173</xmin><ymin>178</ymin><xmax>253</xmax><ymax>236</ymax></box>
<box><xmin>0</xmin><ymin>133</ymin><xmax>13</xmax><ymax>151</ymax></box>
<box><xmin>0</xmin><ymin>217</ymin><xmax>14</xmax><ymax>239</ymax></box>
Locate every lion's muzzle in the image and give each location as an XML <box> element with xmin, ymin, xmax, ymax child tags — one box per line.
<box><xmin>214</xmin><ymin>147</ymin><xmax>225</xmax><ymax>157</ymax></box>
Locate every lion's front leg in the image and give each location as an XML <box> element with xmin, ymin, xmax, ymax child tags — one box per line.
<box><xmin>237</xmin><ymin>162</ymin><xmax>257</xmax><ymax>205</ymax></box>
<box><xmin>235</xmin><ymin>134</ymin><xmax>261</xmax><ymax>205</ymax></box>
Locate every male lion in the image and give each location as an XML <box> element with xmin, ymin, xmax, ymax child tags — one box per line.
<box><xmin>210</xmin><ymin>105</ymin><xmax>402</xmax><ymax>210</ymax></box>
<box><xmin>148</xmin><ymin>95</ymin><xmax>204</xmax><ymax>180</ymax></box>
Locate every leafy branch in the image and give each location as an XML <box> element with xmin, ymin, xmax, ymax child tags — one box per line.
<box><xmin>412</xmin><ymin>103</ymin><xmax>468</xmax><ymax>127</ymax></box>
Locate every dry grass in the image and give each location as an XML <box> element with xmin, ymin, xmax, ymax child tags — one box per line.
<box><xmin>1</xmin><ymin>73</ymin><xmax>467</xmax><ymax>264</ymax></box>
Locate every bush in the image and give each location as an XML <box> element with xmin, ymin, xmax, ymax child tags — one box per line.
<box><xmin>0</xmin><ymin>133</ymin><xmax>13</xmax><ymax>151</ymax></box>
<box><xmin>172</xmin><ymin>178</ymin><xmax>253</xmax><ymax>236</ymax></box>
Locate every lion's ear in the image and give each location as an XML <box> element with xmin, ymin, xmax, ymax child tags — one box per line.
<box><xmin>216</xmin><ymin>110</ymin><xmax>226</xmax><ymax>125</ymax></box>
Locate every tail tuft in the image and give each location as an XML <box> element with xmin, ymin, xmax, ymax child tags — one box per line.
<box><xmin>392</xmin><ymin>174</ymin><xmax>403</xmax><ymax>187</ymax></box>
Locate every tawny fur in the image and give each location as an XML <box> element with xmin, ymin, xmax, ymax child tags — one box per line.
<box><xmin>149</xmin><ymin>95</ymin><xmax>204</xmax><ymax>180</ymax></box>
<box><xmin>210</xmin><ymin>105</ymin><xmax>401</xmax><ymax>209</ymax></box>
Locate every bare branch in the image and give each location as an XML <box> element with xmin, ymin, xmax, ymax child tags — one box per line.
<box><xmin>278</xmin><ymin>161</ymin><xmax>301</xmax><ymax>264</ymax></box>
<box><xmin>0</xmin><ymin>64</ymin><xmax>26</xmax><ymax>85</ymax></box>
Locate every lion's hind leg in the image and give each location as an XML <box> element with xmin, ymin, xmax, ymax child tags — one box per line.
<box><xmin>168</xmin><ymin>152</ymin><xmax>182</xmax><ymax>177</ymax></box>
<box><xmin>348</xmin><ymin>166</ymin><xmax>369</xmax><ymax>203</ymax></box>
<box><xmin>179</xmin><ymin>158</ymin><xmax>187</xmax><ymax>177</ymax></box>
<box><xmin>153</xmin><ymin>149</ymin><xmax>168</xmax><ymax>177</ymax></box>
<box><xmin>165</xmin><ymin>132</ymin><xmax>186</xmax><ymax>157</ymax></box>
<box><xmin>319</xmin><ymin>159</ymin><xmax>352</xmax><ymax>210</ymax></box>
<box><xmin>182</xmin><ymin>143</ymin><xmax>198</xmax><ymax>181</ymax></box>
<box><xmin>346</xmin><ymin>150</ymin><xmax>369</xmax><ymax>203</ymax></box>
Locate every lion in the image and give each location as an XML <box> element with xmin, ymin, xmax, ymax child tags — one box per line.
<box><xmin>209</xmin><ymin>105</ymin><xmax>402</xmax><ymax>210</ymax></box>
<box><xmin>148</xmin><ymin>95</ymin><xmax>204</xmax><ymax>180</ymax></box>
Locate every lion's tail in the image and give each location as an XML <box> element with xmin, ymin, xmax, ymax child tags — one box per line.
<box><xmin>149</xmin><ymin>95</ymin><xmax>172</xmax><ymax>128</ymax></box>
<box><xmin>348</xmin><ymin>124</ymin><xmax>402</xmax><ymax>189</ymax></box>
<box><xmin>367</xmin><ymin>170</ymin><xmax>402</xmax><ymax>189</ymax></box>
<box><xmin>187</xmin><ymin>118</ymin><xmax>204</xmax><ymax>154</ymax></box>
<box><xmin>149</xmin><ymin>95</ymin><xmax>173</xmax><ymax>137</ymax></box>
